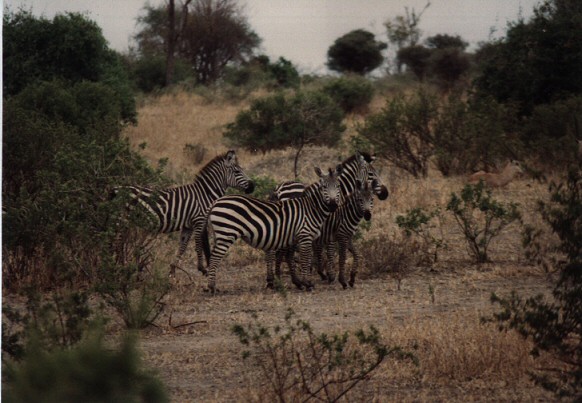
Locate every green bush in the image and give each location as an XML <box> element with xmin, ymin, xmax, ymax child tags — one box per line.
<box><xmin>487</xmin><ymin>167</ymin><xmax>582</xmax><ymax>398</ymax></box>
<box><xmin>232</xmin><ymin>309</ymin><xmax>416</xmax><ymax>402</ymax></box>
<box><xmin>446</xmin><ymin>182</ymin><xmax>521</xmax><ymax>263</ymax></box>
<box><xmin>3</xmin><ymin>332</ymin><xmax>168</xmax><ymax>403</ymax></box>
<box><xmin>356</xmin><ymin>88</ymin><xmax>437</xmax><ymax>178</ymax></box>
<box><xmin>268</xmin><ymin>57</ymin><xmax>300</xmax><ymax>89</ymax></box>
<box><xmin>396</xmin><ymin>206</ymin><xmax>446</xmax><ymax>265</ymax></box>
<box><xmin>323</xmin><ymin>76</ymin><xmax>374</xmax><ymax>113</ymax></box>
<box><xmin>224</xmin><ymin>90</ymin><xmax>345</xmax><ymax>177</ymax></box>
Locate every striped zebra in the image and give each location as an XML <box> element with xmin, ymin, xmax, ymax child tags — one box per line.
<box><xmin>203</xmin><ymin>165</ymin><xmax>343</xmax><ymax>294</ymax></box>
<box><xmin>112</xmin><ymin>150</ymin><xmax>254</xmax><ymax>277</ymax></box>
<box><xmin>268</xmin><ymin>152</ymin><xmax>388</xmax><ymax>286</ymax></box>
<box><xmin>313</xmin><ymin>179</ymin><xmax>374</xmax><ymax>288</ymax></box>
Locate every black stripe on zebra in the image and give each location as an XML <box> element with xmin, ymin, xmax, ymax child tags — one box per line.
<box><xmin>266</xmin><ymin>151</ymin><xmax>388</xmax><ymax>287</ymax></box>
<box><xmin>112</xmin><ymin>150</ymin><xmax>254</xmax><ymax>277</ymax></box>
<box><xmin>203</xmin><ymin>165</ymin><xmax>343</xmax><ymax>294</ymax></box>
<box><xmin>313</xmin><ymin>179</ymin><xmax>375</xmax><ymax>289</ymax></box>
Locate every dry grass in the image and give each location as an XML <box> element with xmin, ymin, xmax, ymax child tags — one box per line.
<box><xmin>120</xmin><ymin>89</ymin><xmax>559</xmax><ymax>402</ymax></box>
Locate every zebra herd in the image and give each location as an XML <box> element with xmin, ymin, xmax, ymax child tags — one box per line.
<box><xmin>114</xmin><ymin>149</ymin><xmax>388</xmax><ymax>294</ymax></box>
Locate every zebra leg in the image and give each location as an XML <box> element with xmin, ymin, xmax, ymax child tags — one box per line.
<box><xmin>326</xmin><ymin>241</ymin><xmax>336</xmax><ymax>284</ymax></box>
<box><xmin>274</xmin><ymin>249</ymin><xmax>285</xmax><ymax>279</ymax></box>
<box><xmin>285</xmin><ymin>246</ymin><xmax>303</xmax><ymax>290</ymax></box>
<box><xmin>170</xmin><ymin>227</ymin><xmax>193</xmax><ymax>277</ymax></box>
<box><xmin>298</xmin><ymin>241</ymin><xmax>314</xmax><ymax>291</ymax></box>
<box><xmin>205</xmin><ymin>236</ymin><xmax>236</xmax><ymax>295</ymax></box>
<box><xmin>313</xmin><ymin>243</ymin><xmax>327</xmax><ymax>281</ymax></box>
<box><xmin>266</xmin><ymin>251</ymin><xmax>276</xmax><ymax>289</ymax></box>
<box><xmin>348</xmin><ymin>239</ymin><xmax>360</xmax><ymax>288</ymax></box>
<box><xmin>338</xmin><ymin>238</ymin><xmax>349</xmax><ymax>289</ymax></box>
<box><xmin>193</xmin><ymin>220</ymin><xmax>210</xmax><ymax>275</ymax></box>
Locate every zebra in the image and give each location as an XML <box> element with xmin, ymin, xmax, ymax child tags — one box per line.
<box><xmin>313</xmin><ymin>179</ymin><xmax>375</xmax><ymax>289</ymax></box>
<box><xmin>112</xmin><ymin>150</ymin><xmax>255</xmax><ymax>277</ymax></box>
<box><xmin>202</xmin><ymin>165</ymin><xmax>343</xmax><ymax>294</ymax></box>
<box><xmin>268</xmin><ymin>152</ymin><xmax>388</xmax><ymax>286</ymax></box>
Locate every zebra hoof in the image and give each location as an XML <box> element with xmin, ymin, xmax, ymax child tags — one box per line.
<box><xmin>203</xmin><ymin>286</ymin><xmax>218</xmax><ymax>295</ymax></box>
<box><xmin>266</xmin><ymin>281</ymin><xmax>274</xmax><ymax>289</ymax></box>
<box><xmin>327</xmin><ymin>275</ymin><xmax>336</xmax><ymax>284</ymax></box>
<box><xmin>198</xmin><ymin>267</ymin><xmax>208</xmax><ymax>276</ymax></box>
<box><xmin>317</xmin><ymin>271</ymin><xmax>327</xmax><ymax>281</ymax></box>
<box><xmin>304</xmin><ymin>280</ymin><xmax>314</xmax><ymax>291</ymax></box>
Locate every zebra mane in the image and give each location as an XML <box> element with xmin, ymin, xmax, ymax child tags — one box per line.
<box><xmin>195</xmin><ymin>151</ymin><xmax>233</xmax><ymax>177</ymax></box>
<box><xmin>342</xmin><ymin>152</ymin><xmax>374</xmax><ymax>167</ymax></box>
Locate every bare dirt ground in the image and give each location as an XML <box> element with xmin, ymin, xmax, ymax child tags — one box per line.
<box><xmin>129</xmin><ymin>261</ymin><xmax>555</xmax><ymax>402</ymax></box>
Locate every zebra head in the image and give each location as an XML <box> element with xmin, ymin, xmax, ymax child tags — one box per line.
<box><xmin>354</xmin><ymin>151</ymin><xmax>389</xmax><ymax>201</ymax></box>
<box><xmin>224</xmin><ymin>150</ymin><xmax>255</xmax><ymax>194</ymax></box>
<box><xmin>355</xmin><ymin>180</ymin><xmax>375</xmax><ymax>221</ymax></box>
<box><xmin>314</xmin><ymin>165</ymin><xmax>342</xmax><ymax>213</ymax></box>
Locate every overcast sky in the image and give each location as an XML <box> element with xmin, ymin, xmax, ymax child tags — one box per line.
<box><xmin>5</xmin><ymin>0</ymin><xmax>540</xmax><ymax>74</ymax></box>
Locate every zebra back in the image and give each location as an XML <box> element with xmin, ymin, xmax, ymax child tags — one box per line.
<box><xmin>113</xmin><ymin>150</ymin><xmax>254</xmax><ymax>233</ymax></box>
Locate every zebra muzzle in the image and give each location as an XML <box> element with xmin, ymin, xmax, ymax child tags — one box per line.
<box><xmin>245</xmin><ymin>181</ymin><xmax>255</xmax><ymax>194</ymax></box>
<box><xmin>364</xmin><ymin>211</ymin><xmax>372</xmax><ymax>221</ymax></box>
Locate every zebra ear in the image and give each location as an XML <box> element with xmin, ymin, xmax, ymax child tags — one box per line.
<box><xmin>335</xmin><ymin>164</ymin><xmax>343</xmax><ymax>175</ymax></box>
<box><xmin>226</xmin><ymin>150</ymin><xmax>237</xmax><ymax>164</ymax></box>
<box><xmin>314</xmin><ymin>166</ymin><xmax>323</xmax><ymax>177</ymax></box>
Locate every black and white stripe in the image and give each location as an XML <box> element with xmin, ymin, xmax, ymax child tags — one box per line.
<box><xmin>113</xmin><ymin>150</ymin><xmax>254</xmax><ymax>276</ymax></box>
<box><xmin>313</xmin><ymin>180</ymin><xmax>375</xmax><ymax>288</ymax></box>
<box><xmin>203</xmin><ymin>166</ymin><xmax>343</xmax><ymax>293</ymax></box>
<box><xmin>268</xmin><ymin>152</ymin><xmax>388</xmax><ymax>286</ymax></box>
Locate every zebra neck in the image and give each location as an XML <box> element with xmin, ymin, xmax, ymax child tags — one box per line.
<box><xmin>303</xmin><ymin>185</ymin><xmax>331</xmax><ymax>219</ymax></box>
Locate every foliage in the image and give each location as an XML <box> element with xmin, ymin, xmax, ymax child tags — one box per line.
<box><xmin>224</xmin><ymin>91</ymin><xmax>344</xmax><ymax>177</ymax></box>
<box><xmin>2</xmin><ymin>289</ymin><xmax>94</xmax><ymax>362</ymax></box>
<box><xmin>3</xmin><ymin>9</ymin><xmax>136</xmax><ymax>123</ymax></box>
<box><xmin>396</xmin><ymin>206</ymin><xmax>446</xmax><ymax>265</ymax></box>
<box><xmin>134</xmin><ymin>0</ymin><xmax>261</xmax><ymax>85</ymax></box>
<box><xmin>383</xmin><ymin>3</ymin><xmax>430</xmax><ymax>73</ymax></box>
<box><xmin>425</xmin><ymin>34</ymin><xmax>468</xmax><ymax>50</ymax></box>
<box><xmin>446</xmin><ymin>182</ymin><xmax>521</xmax><ymax>263</ymax></box>
<box><xmin>2</xmin><ymin>332</ymin><xmax>168</xmax><ymax>403</ymax></box>
<box><xmin>356</xmin><ymin>89</ymin><xmax>438</xmax><ymax>178</ymax></box>
<box><xmin>432</xmin><ymin>94</ymin><xmax>520</xmax><ymax>175</ymax></box>
<box><xmin>232</xmin><ymin>309</ymin><xmax>416</xmax><ymax>402</ymax></box>
<box><xmin>322</xmin><ymin>75</ymin><xmax>374</xmax><ymax>114</ymax></box>
<box><xmin>474</xmin><ymin>0</ymin><xmax>582</xmax><ymax>115</ymax></box>
<box><xmin>486</xmin><ymin>167</ymin><xmax>582</xmax><ymax>399</ymax></box>
<box><xmin>428</xmin><ymin>47</ymin><xmax>471</xmax><ymax>91</ymax></box>
<box><xmin>327</xmin><ymin>29</ymin><xmax>387</xmax><ymax>75</ymax></box>
<box><xmin>396</xmin><ymin>45</ymin><xmax>432</xmax><ymax>81</ymax></box>
<box><xmin>268</xmin><ymin>57</ymin><xmax>300</xmax><ymax>89</ymax></box>
<box><xmin>519</xmin><ymin>95</ymin><xmax>582</xmax><ymax>169</ymax></box>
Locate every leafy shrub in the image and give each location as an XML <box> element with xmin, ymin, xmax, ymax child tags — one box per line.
<box><xmin>396</xmin><ymin>206</ymin><xmax>446</xmax><ymax>265</ymax></box>
<box><xmin>232</xmin><ymin>309</ymin><xmax>416</xmax><ymax>402</ymax></box>
<box><xmin>3</xmin><ymin>332</ymin><xmax>168</xmax><ymax>403</ymax></box>
<box><xmin>487</xmin><ymin>167</ymin><xmax>582</xmax><ymax>399</ymax></box>
<box><xmin>268</xmin><ymin>57</ymin><xmax>300</xmax><ymax>89</ymax></box>
<box><xmin>446</xmin><ymin>182</ymin><xmax>521</xmax><ymax>263</ymax></box>
<box><xmin>357</xmin><ymin>89</ymin><xmax>438</xmax><ymax>177</ymax></box>
<box><xmin>224</xmin><ymin>91</ymin><xmax>344</xmax><ymax>177</ymax></box>
<box><xmin>519</xmin><ymin>95</ymin><xmax>582</xmax><ymax>169</ymax></box>
<box><xmin>322</xmin><ymin>76</ymin><xmax>374</xmax><ymax>113</ymax></box>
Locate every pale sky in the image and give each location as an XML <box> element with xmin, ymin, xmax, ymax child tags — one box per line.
<box><xmin>4</xmin><ymin>0</ymin><xmax>540</xmax><ymax>74</ymax></box>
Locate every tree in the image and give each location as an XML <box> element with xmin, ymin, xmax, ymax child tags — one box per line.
<box><xmin>397</xmin><ymin>45</ymin><xmax>432</xmax><ymax>81</ymax></box>
<box><xmin>326</xmin><ymin>29</ymin><xmax>387</xmax><ymax>75</ymax></box>
<box><xmin>224</xmin><ymin>91</ymin><xmax>345</xmax><ymax>178</ymax></box>
<box><xmin>474</xmin><ymin>0</ymin><xmax>582</xmax><ymax>115</ymax></box>
<box><xmin>134</xmin><ymin>0</ymin><xmax>261</xmax><ymax>85</ymax></box>
<box><xmin>425</xmin><ymin>34</ymin><xmax>467</xmax><ymax>50</ymax></box>
<box><xmin>384</xmin><ymin>2</ymin><xmax>430</xmax><ymax>73</ymax></box>
<box><xmin>429</xmin><ymin>48</ymin><xmax>471</xmax><ymax>91</ymax></box>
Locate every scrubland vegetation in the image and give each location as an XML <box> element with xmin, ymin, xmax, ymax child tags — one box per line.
<box><xmin>3</xmin><ymin>1</ymin><xmax>581</xmax><ymax>401</ymax></box>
